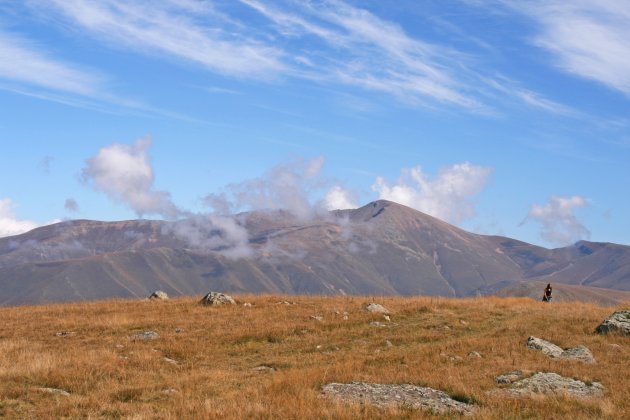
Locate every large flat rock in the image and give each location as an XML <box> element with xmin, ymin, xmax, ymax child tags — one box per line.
<box><xmin>321</xmin><ymin>382</ymin><xmax>474</xmax><ymax>415</ymax></box>
<box><xmin>496</xmin><ymin>372</ymin><xmax>604</xmax><ymax>399</ymax></box>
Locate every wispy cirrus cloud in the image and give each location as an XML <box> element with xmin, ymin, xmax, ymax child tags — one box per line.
<box><xmin>24</xmin><ymin>0</ymin><xmax>488</xmax><ymax>110</ymax></box>
<box><xmin>507</xmin><ymin>0</ymin><xmax>630</xmax><ymax>96</ymax></box>
<box><xmin>33</xmin><ymin>0</ymin><xmax>286</xmax><ymax>78</ymax></box>
<box><xmin>15</xmin><ymin>0</ymin><xmax>579</xmax><ymax>115</ymax></box>
<box><xmin>0</xmin><ymin>27</ymin><xmax>201</xmax><ymax>119</ymax></box>
<box><xmin>0</xmin><ymin>30</ymin><xmax>105</xmax><ymax>96</ymax></box>
<box><xmin>239</xmin><ymin>0</ymin><xmax>484</xmax><ymax>110</ymax></box>
<box><xmin>483</xmin><ymin>76</ymin><xmax>579</xmax><ymax>117</ymax></box>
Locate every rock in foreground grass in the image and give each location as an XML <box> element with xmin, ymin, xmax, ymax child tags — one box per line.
<box><xmin>496</xmin><ymin>372</ymin><xmax>604</xmax><ymax>399</ymax></box>
<box><xmin>596</xmin><ymin>310</ymin><xmax>630</xmax><ymax>335</ymax></box>
<box><xmin>321</xmin><ymin>382</ymin><xmax>474</xmax><ymax>415</ymax></box>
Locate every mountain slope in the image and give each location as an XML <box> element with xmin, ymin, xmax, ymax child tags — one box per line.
<box><xmin>0</xmin><ymin>200</ymin><xmax>628</xmax><ymax>305</ymax></box>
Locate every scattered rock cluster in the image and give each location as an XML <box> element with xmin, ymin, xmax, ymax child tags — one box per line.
<box><xmin>319</xmin><ymin>307</ymin><xmax>627</xmax><ymax>412</ymax></box>
<box><xmin>321</xmin><ymin>382</ymin><xmax>474</xmax><ymax>416</ymax></box>
<box><xmin>123</xmin><ymin>294</ymin><xmax>625</xmax><ymax>413</ymax></box>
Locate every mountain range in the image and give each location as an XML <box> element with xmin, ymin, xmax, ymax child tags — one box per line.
<box><xmin>1</xmin><ymin>200</ymin><xmax>629</xmax><ymax>306</ymax></box>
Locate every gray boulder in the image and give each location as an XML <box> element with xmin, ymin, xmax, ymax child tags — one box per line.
<box><xmin>148</xmin><ymin>290</ymin><xmax>169</xmax><ymax>300</ymax></box>
<box><xmin>467</xmin><ymin>351</ymin><xmax>482</xmax><ymax>359</ymax></box>
<box><xmin>526</xmin><ymin>337</ymin><xmax>563</xmax><ymax>357</ymax></box>
<box><xmin>498</xmin><ymin>372</ymin><xmax>604</xmax><ymax>399</ymax></box>
<box><xmin>36</xmin><ymin>387</ymin><xmax>70</xmax><ymax>397</ymax></box>
<box><xmin>363</xmin><ymin>303</ymin><xmax>390</xmax><ymax>314</ymax></box>
<box><xmin>130</xmin><ymin>331</ymin><xmax>159</xmax><ymax>340</ymax></box>
<box><xmin>527</xmin><ymin>337</ymin><xmax>595</xmax><ymax>363</ymax></box>
<box><xmin>199</xmin><ymin>291</ymin><xmax>236</xmax><ymax>306</ymax></box>
<box><xmin>495</xmin><ymin>370</ymin><xmax>525</xmax><ymax>384</ymax></box>
<box><xmin>596</xmin><ymin>310</ymin><xmax>630</xmax><ymax>335</ymax></box>
<box><xmin>558</xmin><ymin>345</ymin><xmax>596</xmax><ymax>363</ymax></box>
<box><xmin>321</xmin><ymin>382</ymin><xmax>474</xmax><ymax>416</ymax></box>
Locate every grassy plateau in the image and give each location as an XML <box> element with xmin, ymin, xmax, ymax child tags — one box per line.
<box><xmin>0</xmin><ymin>295</ymin><xmax>628</xmax><ymax>419</ymax></box>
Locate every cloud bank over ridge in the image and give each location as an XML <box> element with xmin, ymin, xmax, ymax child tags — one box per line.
<box><xmin>372</xmin><ymin>162</ymin><xmax>493</xmax><ymax>225</ymax></box>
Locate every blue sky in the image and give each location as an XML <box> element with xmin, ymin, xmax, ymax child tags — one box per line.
<box><xmin>1</xmin><ymin>0</ymin><xmax>629</xmax><ymax>248</ymax></box>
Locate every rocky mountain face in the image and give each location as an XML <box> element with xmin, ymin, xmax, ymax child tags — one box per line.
<box><xmin>0</xmin><ymin>200</ymin><xmax>628</xmax><ymax>305</ymax></box>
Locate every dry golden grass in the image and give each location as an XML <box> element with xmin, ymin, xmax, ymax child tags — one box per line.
<box><xmin>0</xmin><ymin>294</ymin><xmax>628</xmax><ymax>419</ymax></box>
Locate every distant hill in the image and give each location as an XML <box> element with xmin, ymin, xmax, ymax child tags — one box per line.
<box><xmin>494</xmin><ymin>281</ymin><xmax>630</xmax><ymax>307</ymax></box>
<box><xmin>0</xmin><ymin>200</ymin><xmax>629</xmax><ymax>305</ymax></box>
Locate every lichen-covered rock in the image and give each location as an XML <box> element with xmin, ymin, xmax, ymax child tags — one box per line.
<box><xmin>527</xmin><ymin>337</ymin><xmax>596</xmax><ymax>363</ymax></box>
<box><xmin>162</xmin><ymin>388</ymin><xmax>178</xmax><ymax>395</ymax></box>
<box><xmin>498</xmin><ymin>372</ymin><xmax>604</xmax><ymax>399</ymax></box>
<box><xmin>468</xmin><ymin>351</ymin><xmax>482</xmax><ymax>359</ymax></box>
<box><xmin>148</xmin><ymin>290</ymin><xmax>169</xmax><ymax>300</ymax></box>
<box><xmin>199</xmin><ymin>291</ymin><xmax>236</xmax><ymax>306</ymax></box>
<box><xmin>363</xmin><ymin>303</ymin><xmax>390</xmax><ymax>314</ymax></box>
<box><xmin>596</xmin><ymin>310</ymin><xmax>630</xmax><ymax>335</ymax></box>
<box><xmin>130</xmin><ymin>331</ymin><xmax>159</xmax><ymax>340</ymax></box>
<box><xmin>321</xmin><ymin>382</ymin><xmax>474</xmax><ymax>415</ymax></box>
<box><xmin>36</xmin><ymin>387</ymin><xmax>70</xmax><ymax>397</ymax></box>
<box><xmin>558</xmin><ymin>345</ymin><xmax>596</xmax><ymax>363</ymax></box>
<box><xmin>527</xmin><ymin>337</ymin><xmax>563</xmax><ymax>357</ymax></box>
<box><xmin>495</xmin><ymin>370</ymin><xmax>525</xmax><ymax>384</ymax></box>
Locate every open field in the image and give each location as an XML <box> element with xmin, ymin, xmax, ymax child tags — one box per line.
<box><xmin>0</xmin><ymin>295</ymin><xmax>629</xmax><ymax>419</ymax></box>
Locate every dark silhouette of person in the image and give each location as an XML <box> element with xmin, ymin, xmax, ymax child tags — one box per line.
<box><xmin>542</xmin><ymin>283</ymin><xmax>553</xmax><ymax>302</ymax></box>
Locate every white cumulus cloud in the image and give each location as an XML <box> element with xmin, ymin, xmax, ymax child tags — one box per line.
<box><xmin>526</xmin><ymin>195</ymin><xmax>591</xmax><ymax>245</ymax></box>
<box><xmin>324</xmin><ymin>185</ymin><xmax>358</xmax><ymax>210</ymax></box>
<box><xmin>82</xmin><ymin>135</ymin><xmax>180</xmax><ymax>218</ymax></box>
<box><xmin>0</xmin><ymin>198</ymin><xmax>54</xmax><ymax>238</ymax></box>
<box><xmin>371</xmin><ymin>162</ymin><xmax>493</xmax><ymax>224</ymax></box>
